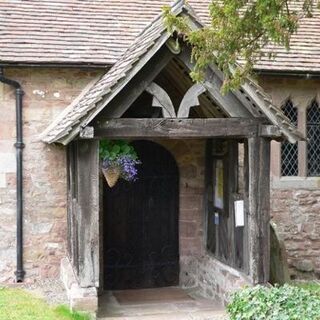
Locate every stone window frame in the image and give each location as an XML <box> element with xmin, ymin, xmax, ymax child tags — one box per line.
<box><xmin>271</xmin><ymin>97</ymin><xmax>320</xmax><ymax>189</ymax></box>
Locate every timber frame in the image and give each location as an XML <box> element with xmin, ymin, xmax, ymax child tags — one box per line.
<box><xmin>72</xmin><ymin>124</ymin><xmax>273</xmax><ymax>287</ymax></box>
<box><xmin>90</xmin><ymin>118</ymin><xmax>281</xmax><ymax>140</ymax></box>
<box><xmin>42</xmin><ymin>0</ymin><xmax>303</xmax><ymax>297</ymax></box>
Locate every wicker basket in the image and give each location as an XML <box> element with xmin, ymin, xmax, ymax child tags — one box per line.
<box><xmin>102</xmin><ymin>167</ymin><xmax>121</xmax><ymax>188</ymax></box>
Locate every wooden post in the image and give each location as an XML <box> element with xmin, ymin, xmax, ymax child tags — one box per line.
<box><xmin>247</xmin><ymin>136</ymin><xmax>271</xmax><ymax>284</ymax></box>
<box><xmin>77</xmin><ymin>140</ymin><xmax>100</xmax><ymax>288</ymax></box>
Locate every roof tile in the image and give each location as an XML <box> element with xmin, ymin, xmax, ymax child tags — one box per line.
<box><xmin>1</xmin><ymin>0</ymin><xmax>319</xmax><ymax>72</ymax></box>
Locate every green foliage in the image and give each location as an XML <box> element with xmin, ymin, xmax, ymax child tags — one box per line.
<box><xmin>293</xmin><ymin>281</ymin><xmax>320</xmax><ymax>295</ymax></box>
<box><xmin>163</xmin><ymin>0</ymin><xmax>319</xmax><ymax>93</ymax></box>
<box><xmin>0</xmin><ymin>287</ymin><xmax>91</xmax><ymax>320</ymax></box>
<box><xmin>227</xmin><ymin>284</ymin><xmax>320</xmax><ymax>320</ymax></box>
<box><xmin>99</xmin><ymin>140</ymin><xmax>138</xmax><ymax>161</ymax></box>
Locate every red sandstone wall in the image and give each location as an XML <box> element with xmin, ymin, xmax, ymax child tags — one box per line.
<box><xmin>271</xmin><ymin>188</ymin><xmax>320</xmax><ymax>277</ymax></box>
<box><xmin>261</xmin><ymin>77</ymin><xmax>320</xmax><ymax>278</ymax></box>
<box><xmin>1</xmin><ymin>69</ymin><xmax>319</xmax><ymax>286</ymax></box>
<box><xmin>156</xmin><ymin>139</ymin><xmax>205</xmax><ymax>258</ymax></box>
<box><xmin>158</xmin><ymin>140</ymin><xmax>250</xmax><ymax>302</ymax></box>
<box><xmin>0</xmin><ymin>68</ymin><xmax>103</xmax><ymax>282</ymax></box>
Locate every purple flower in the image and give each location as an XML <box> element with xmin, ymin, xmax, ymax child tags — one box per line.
<box><xmin>102</xmin><ymin>155</ymin><xmax>141</xmax><ymax>182</ymax></box>
<box><xmin>117</xmin><ymin>155</ymin><xmax>141</xmax><ymax>181</ymax></box>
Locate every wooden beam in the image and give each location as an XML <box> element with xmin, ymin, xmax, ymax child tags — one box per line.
<box><xmin>260</xmin><ymin>125</ymin><xmax>282</xmax><ymax>138</ymax></box>
<box><xmin>177</xmin><ymin>83</ymin><xmax>206</xmax><ymax>118</ymax></box>
<box><xmin>243</xmin><ymin>140</ymin><xmax>250</xmax><ymax>274</ymax></box>
<box><xmin>178</xmin><ymin>49</ymin><xmax>253</xmax><ymax>118</ymax></box>
<box><xmin>92</xmin><ymin>118</ymin><xmax>281</xmax><ymax>139</ymax></box>
<box><xmin>247</xmin><ymin>136</ymin><xmax>271</xmax><ymax>284</ymax></box>
<box><xmin>97</xmin><ymin>47</ymin><xmax>174</xmax><ymax>119</ymax></box>
<box><xmin>208</xmin><ymin>63</ymin><xmax>263</xmax><ymax>118</ymax></box>
<box><xmin>145</xmin><ymin>82</ymin><xmax>176</xmax><ymax>118</ymax></box>
<box><xmin>77</xmin><ymin>140</ymin><xmax>100</xmax><ymax>288</ymax></box>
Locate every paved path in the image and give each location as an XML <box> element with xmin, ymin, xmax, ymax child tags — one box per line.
<box><xmin>98</xmin><ymin>287</ymin><xmax>228</xmax><ymax>320</ymax></box>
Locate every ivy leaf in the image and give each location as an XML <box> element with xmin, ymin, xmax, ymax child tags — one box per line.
<box><xmin>112</xmin><ymin>145</ymin><xmax>121</xmax><ymax>155</ymax></box>
<box><xmin>121</xmin><ymin>145</ymin><xmax>131</xmax><ymax>154</ymax></box>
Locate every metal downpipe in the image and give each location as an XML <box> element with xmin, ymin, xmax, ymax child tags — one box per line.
<box><xmin>0</xmin><ymin>68</ymin><xmax>25</xmax><ymax>282</ymax></box>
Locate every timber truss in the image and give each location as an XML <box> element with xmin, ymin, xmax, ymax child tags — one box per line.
<box><xmin>40</xmin><ymin>0</ymin><xmax>303</xmax><ymax>145</ymax></box>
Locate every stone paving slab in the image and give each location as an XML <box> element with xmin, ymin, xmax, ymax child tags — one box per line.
<box><xmin>97</xmin><ymin>287</ymin><xmax>228</xmax><ymax>320</ymax></box>
<box><xmin>100</xmin><ymin>311</ymin><xmax>228</xmax><ymax>320</ymax></box>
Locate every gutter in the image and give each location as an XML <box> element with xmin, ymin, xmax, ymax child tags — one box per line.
<box><xmin>0</xmin><ymin>62</ymin><xmax>109</xmax><ymax>69</ymax></box>
<box><xmin>0</xmin><ymin>68</ymin><xmax>25</xmax><ymax>282</ymax></box>
<box><xmin>256</xmin><ymin>69</ymin><xmax>320</xmax><ymax>79</ymax></box>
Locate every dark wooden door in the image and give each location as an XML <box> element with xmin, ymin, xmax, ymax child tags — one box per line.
<box><xmin>103</xmin><ymin>141</ymin><xmax>179</xmax><ymax>290</ymax></box>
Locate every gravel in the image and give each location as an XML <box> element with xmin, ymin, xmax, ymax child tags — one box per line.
<box><xmin>4</xmin><ymin>278</ymin><xmax>68</xmax><ymax>305</ymax></box>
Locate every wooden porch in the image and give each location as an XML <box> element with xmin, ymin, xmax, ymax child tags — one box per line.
<box><xmin>40</xmin><ymin>7</ymin><xmax>303</xmax><ymax>312</ymax></box>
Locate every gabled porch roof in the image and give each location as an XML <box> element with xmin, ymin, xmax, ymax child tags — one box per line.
<box><xmin>40</xmin><ymin>0</ymin><xmax>303</xmax><ymax>145</ymax></box>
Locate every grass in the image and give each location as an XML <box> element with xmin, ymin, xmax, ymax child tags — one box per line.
<box><xmin>0</xmin><ymin>287</ymin><xmax>91</xmax><ymax>320</ymax></box>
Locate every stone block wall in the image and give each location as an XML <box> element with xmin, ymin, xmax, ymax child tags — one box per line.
<box><xmin>156</xmin><ymin>140</ymin><xmax>205</xmax><ymax>261</ymax></box>
<box><xmin>185</xmin><ymin>255</ymin><xmax>251</xmax><ymax>303</ymax></box>
<box><xmin>0</xmin><ymin>67</ymin><xmax>102</xmax><ymax>283</ymax></box>
<box><xmin>271</xmin><ymin>188</ymin><xmax>320</xmax><ymax>277</ymax></box>
<box><xmin>61</xmin><ymin>257</ymin><xmax>98</xmax><ymax>313</ymax></box>
<box><xmin>158</xmin><ymin>139</ymin><xmax>251</xmax><ymax>303</ymax></box>
<box><xmin>261</xmin><ymin>77</ymin><xmax>320</xmax><ymax>279</ymax></box>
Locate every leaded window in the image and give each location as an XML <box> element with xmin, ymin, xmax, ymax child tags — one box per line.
<box><xmin>307</xmin><ymin>100</ymin><xmax>320</xmax><ymax>176</ymax></box>
<box><xmin>281</xmin><ymin>100</ymin><xmax>298</xmax><ymax>176</ymax></box>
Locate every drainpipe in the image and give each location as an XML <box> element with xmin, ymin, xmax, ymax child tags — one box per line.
<box><xmin>0</xmin><ymin>67</ymin><xmax>25</xmax><ymax>282</ymax></box>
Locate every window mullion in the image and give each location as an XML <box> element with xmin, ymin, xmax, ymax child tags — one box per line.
<box><xmin>271</xmin><ymin>141</ymin><xmax>281</xmax><ymax>177</ymax></box>
<box><xmin>306</xmin><ymin>100</ymin><xmax>320</xmax><ymax>176</ymax></box>
<box><xmin>298</xmin><ymin>107</ymin><xmax>307</xmax><ymax>177</ymax></box>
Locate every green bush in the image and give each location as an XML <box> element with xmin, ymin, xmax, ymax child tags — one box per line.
<box><xmin>293</xmin><ymin>281</ymin><xmax>320</xmax><ymax>295</ymax></box>
<box><xmin>227</xmin><ymin>284</ymin><xmax>320</xmax><ymax>320</ymax></box>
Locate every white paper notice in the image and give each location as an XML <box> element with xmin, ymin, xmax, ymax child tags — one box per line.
<box><xmin>214</xmin><ymin>212</ymin><xmax>219</xmax><ymax>225</ymax></box>
<box><xmin>234</xmin><ymin>200</ymin><xmax>245</xmax><ymax>227</ymax></box>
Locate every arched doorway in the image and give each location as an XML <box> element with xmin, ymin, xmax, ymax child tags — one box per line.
<box><xmin>103</xmin><ymin>140</ymin><xmax>179</xmax><ymax>290</ymax></box>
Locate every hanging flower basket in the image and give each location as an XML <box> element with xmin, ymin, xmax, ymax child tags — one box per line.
<box><xmin>100</xmin><ymin>140</ymin><xmax>141</xmax><ymax>188</ymax></box>
<box><xmin>102</xmin><ymin>166</ymin><xmax>121</xmax><ymax>188</ymax></box>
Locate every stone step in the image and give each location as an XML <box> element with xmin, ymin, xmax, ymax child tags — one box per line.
<box><xmin>98</xmin><ymin>310</ymin><xmax>228</xmax><ymax>320</ymax></box>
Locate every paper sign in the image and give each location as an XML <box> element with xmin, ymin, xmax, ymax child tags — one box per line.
<box><xmin>214</xmin><ymin>212</ymin><xmax>220</xmax><ymax>225</ymax></box>
<box><xmin>214</xmin><ymin>160</ymin><xmax>224</xmax><ymax>209</ymax></box>
<box><xmin>234</xmin><ymin>200</ymin><xmax>244</xmax><ymax>227</ymax></box>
